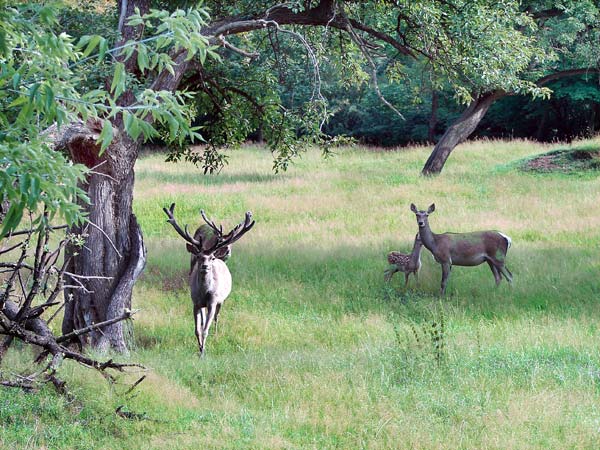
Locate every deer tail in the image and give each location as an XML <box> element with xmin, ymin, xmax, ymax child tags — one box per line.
<box><xmin>498</xmin><ymin>232</ymin><xmax>512</xmax><ymax>250</ymax></box>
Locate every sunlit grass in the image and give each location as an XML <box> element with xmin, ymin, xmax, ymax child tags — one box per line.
<box><xmin>3</xmin><ymin>138</ymin><xmax>600</xmax><ymax>449</ymax></box>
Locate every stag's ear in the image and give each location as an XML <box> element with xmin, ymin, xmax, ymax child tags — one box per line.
<box><xmin>186</xmin><ymin>243</ymin><xmax>201</xmax><ymax>255</ymax></box>
<box><xmin>410</xmin><ymin>203</ymin><xmax>418</xmax><ymax>213</ymax></box>
<box><xmin>427</xmin><ymin>203</ymin><xmax>435</xmax><ymax>214</ymax></box>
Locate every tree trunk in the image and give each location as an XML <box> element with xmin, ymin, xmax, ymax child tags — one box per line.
<box><xmin>421</xmin><ymin>91</ymin><xmax>503</xmax><ymax>175</ymax></box>
<box><xmin>60</xmin><ymin>125</ymin><xmax>146</xmax><ymax>352</ymax></box>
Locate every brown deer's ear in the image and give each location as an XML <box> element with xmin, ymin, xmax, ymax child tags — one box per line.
<box><xmin>410</xmin><ymin>203</ymin><xmax>417</xmax><ymax>213</ymax></box>
<box><xmin>186</xmin><ymin>243</ymin><xmax>200</xmax><ymax>255</ymax></box>
<box><xmin>427</xmin><ymin>203</ymin><xmax>436</xmax><ymax>214</ymax></box>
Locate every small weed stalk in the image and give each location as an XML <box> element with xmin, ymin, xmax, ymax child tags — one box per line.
<box><xmin>392</xmin><ymin>308</ymin><xmax>448</xmax><ymax>368</ymax></box>
<box><xmin>430</xmin><ymin>310</ymin><xmax>446</xmax><ymax>366</ymax></box>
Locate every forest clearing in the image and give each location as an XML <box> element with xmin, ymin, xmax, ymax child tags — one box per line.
<box><xmin>3</xmin><ymin>140</ymin><xmax>599</xmax><ymax>449</ymax></box>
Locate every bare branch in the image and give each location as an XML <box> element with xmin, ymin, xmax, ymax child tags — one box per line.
<box><xmin>0</xmin><ymin>241</ymin><xmax>24</xmax><ymax>257</ymax></box>
<box><xmin>56</xmin><ymin>309</ymin><xmax>137</xmax><ymax>344</ymax></box>
<box><xmin>344</xmin><ymin>20</ymin><xmax>405</xmax><ymax>120</ymax></box>
<box><xmin>218</xmin><ymin>36</ymin><xmax>259</xmax><ymax>59</ymax></box>
<box><xmin>123</xmin><ymin>374</ymin><xmax>146</xmax><ymax>397</ymax></box>
<box><xmin>6</xmin><ymin>225</ymin><xmax>67</xmax><ymax>238</ymax></box>
<box><xmin>536</xmin><ymin>68</ymin><xmax>600</xmax><ymax>86</ymax></box>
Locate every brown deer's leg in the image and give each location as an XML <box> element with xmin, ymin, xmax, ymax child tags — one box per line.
<box><xmin>487</xmin><ymin>256</ymin><xmax>513</xmax><ymax>284</ymax></box>
<box><xmin>384</xmin><ymin>265</ymin><xmax>397</xmax><ymax>282</ymax></box>
<box><xmin>440</xmin><ymin>263</ymin><xmax>451</xmax><ymax>295</ymax></box>
<box><xmin>404</xmin><ymin>272</ymin><xmax>410</xmax><ymax>287</ymax></box>
<box><xmin>487</xmin><ymin>260</ymin><xmax>502</xmax><ymax>286</ymax></box>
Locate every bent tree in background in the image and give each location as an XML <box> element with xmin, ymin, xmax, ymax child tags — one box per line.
<box><xmin>422</xmin><ymin>91</ymin><xmax>504</xmax><ymax>175</ymax></box>
<box><xmin>421</xmin><ymin>2</ymin><xmax>600</xmax><ymax>174</ymax></box>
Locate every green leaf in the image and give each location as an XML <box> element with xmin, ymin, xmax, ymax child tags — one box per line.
<box><xmin>110</xmin><ymin>62</ymin><xmax>126</xmax><ymax>98</ymax></box>
<box><xmin>12</xmin><ymin>72</ymin><xmax>21</xmax><ymax>89</ymax></box>
<box><xmin>0</xmin><ymin>203</ymin><xmax>24</xmax><ymax>238</ymax></box>
<box><xmin>28</xmin><ymin>83</ymin><xmax>41</xmax><ymax>101</ymax></box>
<box><xmin>82</xmin><ymin>35</ymin><xmax>102</xmax><ymax>57</ymax></box>
<box><xmin>137</xmin><ymin>44</ymin><xmax>149</xmax><ymax>72</ymax></box>
<box><xmin>123</xmin><ymin>110</ymin><xmax>134</xmax><ymax>131</ymax></box>
<box><xmin>129</xmin><ymin>118</ymin><xmax>142</xmax><ymax>141</ymax></box>
<box><xmin>98</xmin><ymin>120</ymin><xmax>114</xmax><ymax>154</ymax></box>
<box><xmin>98</xmin><ymin>37</ymin><xmax>108</xmax><ymax>61</ymax></box>
<box><xmin>8</xmin><ymin>96</ymin><xmax>28</xmax><ymax>108</ymax></box>
<box><xmin>44</xmin><ymin>85</ymin><xmax>54</xmax><ymax>111</ymax></box>
<box><xmin>0</xmin><ymin>29</ymin><xmax>8</xmax><ymax>57</ymax></box>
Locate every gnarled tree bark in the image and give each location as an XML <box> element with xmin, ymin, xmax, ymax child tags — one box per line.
<box><xmin>58</xmin><ymin>0</ymin><xmax>151</xmax><ymax>352</ymax></box>
<box><xmin>59</xmin><ymin>124</ymin><xmax>146</xmax><ymax>352</ymax></box>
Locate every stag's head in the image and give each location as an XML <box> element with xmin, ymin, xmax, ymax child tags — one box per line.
<box><xmin>410</xmin><ymin>203</ymin><xmax>435</xmax><ymax>228</ymax></box>
<box><xmin>163</xmin><ymin>204</ymin><xmax>255</xmax><ymax>272</ymax></box>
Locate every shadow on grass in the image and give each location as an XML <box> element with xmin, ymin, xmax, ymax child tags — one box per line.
<box><xmin>142</xmin><ymin>237</ymin><xmax>599</xmax><ymax>324</ymax></box>
<box><xmin>137</xmin><ymin>170</ymin><xmax>283</xmax><ymax>187</ymax></box>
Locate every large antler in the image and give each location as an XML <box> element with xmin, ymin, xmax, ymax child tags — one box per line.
<box><xmin>163</xmin><ymin>203</ymin><xmax>202</xmax><ymax>250</ymax></box>
<box><xmin>201</xmin><ymin>210</ymin><xmax>255</xmax><ymax>253</ymax></box>
<box><xmin>201</xmin><ymin>210</ymin><xmax>223</xmax><ymax>236</ymax></box>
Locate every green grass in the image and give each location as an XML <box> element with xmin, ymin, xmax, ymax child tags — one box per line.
<box><xmin>3</xmin><ymin>138</ymin><xmax>600</xmax><ymax>449</ymax></box>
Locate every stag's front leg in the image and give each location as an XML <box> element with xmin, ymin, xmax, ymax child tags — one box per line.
<box><xmin>440</xmin><ymin>263</ymin><xmax>451</xmax><ymax>295</ymax></box>
<box><xmin>214</xmin><ymin>303</ymin><xmax>222</xmax><ymax>337</ymax></box>
<box><xmin>193</xmin><ymin>304</ymin><xmax>205</xmax><ymax>356</ymax></box>
<box><xmin>200</xmin><ymin>301</ymin><xmax>218</xmax><ymax>355</ymax></box>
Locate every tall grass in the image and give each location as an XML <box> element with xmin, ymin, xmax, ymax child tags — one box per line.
<box><xmin>2</xmin><ymin>138</ymin><xmax>600</xmax><ymax>449</ymax></box>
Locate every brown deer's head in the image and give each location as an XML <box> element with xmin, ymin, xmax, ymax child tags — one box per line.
<box><xmin>410</xmin><ymin>203</ymin><xmax>435</xmax><ymax>228</ymax></box>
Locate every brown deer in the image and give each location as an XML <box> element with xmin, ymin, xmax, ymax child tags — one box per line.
<box><xmin>163</xmin><ymin>203</ymin><xmax>255</xmax><ymax>356</ymax></box>
<box><xmin>410</xmin><ymin>203</ymin><xmax>512</xmax><ymax>295</ymax></box>
<box><xmin>384</xmin><ymin>233</ymin><xmax>423</xmax><ymax>286</ymax></box>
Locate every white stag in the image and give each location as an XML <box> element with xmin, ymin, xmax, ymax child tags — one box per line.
<box><xmin>163</xmin><ymin>203</ymin><xmax>255</xmax><ymax>356</ymax></box>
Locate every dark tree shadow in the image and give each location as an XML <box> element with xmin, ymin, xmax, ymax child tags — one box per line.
<box><xmin>137</xmin><ymin>171</ymin><xmax>283</xmax><ymax>186</ymax></box>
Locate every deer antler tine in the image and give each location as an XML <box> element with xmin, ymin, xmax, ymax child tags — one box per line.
<box><xmin>200</xmin><ymin>209</ymin><xmax>223</xmax><ymax>238</ymax></box>
<box><xmin>163</xmin><ymin>202</ymin><xmax>201</xmax><ymax>248</ymax></box>
<box><xmin>184</xmin><ymin>224</ymin><xmax>196</xmax><ymax>243</ymax></box>
<box><xmin>210</xmin><ymin>211</ymin><xmax>255</xmax><ymax>252</ymax></box>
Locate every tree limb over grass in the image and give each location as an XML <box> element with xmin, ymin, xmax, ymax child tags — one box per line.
<box><xmin>0</xmin><ymin>220</ymin><xmax>144</xmax><ymax>394</ymax></box>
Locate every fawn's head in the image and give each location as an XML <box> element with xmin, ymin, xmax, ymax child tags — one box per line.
<box><xmin>410</xmin><ymin>203</ymin><xmax>435</xmax><ymax>228</ymax></box>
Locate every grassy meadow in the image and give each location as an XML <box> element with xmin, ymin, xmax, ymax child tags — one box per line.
<box><xmin>2</xmin><ymin>139</ymin><xmax>600</xmax><ymax>449</ymax></box>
